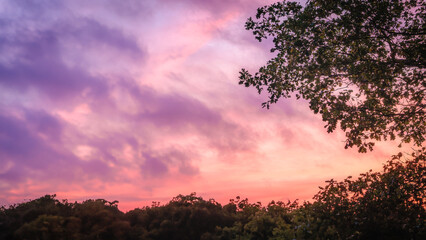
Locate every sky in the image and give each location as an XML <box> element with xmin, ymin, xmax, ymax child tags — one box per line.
<box><xmin>0</xmin><ymin>0</ymin><xmax>401</xmax><ymax>211</ymax></box>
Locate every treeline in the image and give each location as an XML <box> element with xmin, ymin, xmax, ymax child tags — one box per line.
<box><xmin>1</xmin><ymin>151</ymin><xmax>424</xmax><ymax>240</ymax></box>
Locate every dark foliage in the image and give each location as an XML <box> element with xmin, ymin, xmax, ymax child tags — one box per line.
<box><xmin>239</xmin><ymin>0</ymin><xmax>425</xmax><ymax>152</ymax></box>
<box><xmin>1</xmin><ymin>150</ymin><xmax>424</xmax><ymax>240</ymax></box>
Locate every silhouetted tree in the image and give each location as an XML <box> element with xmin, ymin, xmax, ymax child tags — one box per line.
<box><xmin>239</xmin><ymin>0</ymin><xmax>425</xmax><ymax>152</ymax></box>
<box><xmin>296</xmin><ymin>148</ymin><xmax>426</xmax><ymax>239</ymax></box>
<box><xmin>125</xmin><ymin>193</ymin><xmax>235</xmax><ymax>240</ymax></box>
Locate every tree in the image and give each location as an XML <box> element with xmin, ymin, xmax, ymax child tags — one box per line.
<box><xmin>239</xmin><ymin>0</ymin><xmax>425</xmax><ymax>152</ymax></box>
<box><xmin>304</xmin><ymin>148</ymin><xmax>426</xmax><ymax>239</ymax></box>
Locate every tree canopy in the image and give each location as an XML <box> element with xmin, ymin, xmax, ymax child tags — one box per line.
<box><xmin>1</xmin><ymin>150</ymin><xmax>425</xmax><ymax>239</ymax></box>
<box><xmin>239</xmin><ymin>0</ymin><xmax>425</xmax><ymax>152</ymax></box>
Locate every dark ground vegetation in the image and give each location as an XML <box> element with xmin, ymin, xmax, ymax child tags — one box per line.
<box><xmin>1</xmin><ymin>149</ymin><xmax>424</xmax><ymax>240</ymax></box>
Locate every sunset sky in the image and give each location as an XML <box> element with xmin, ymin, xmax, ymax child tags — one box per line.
<box><xmin>0</xmin><ymin>0</ymin><xmax>401</xmax><ymax>211</ymax></box>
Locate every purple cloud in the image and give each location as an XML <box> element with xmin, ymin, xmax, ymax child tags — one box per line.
<box><xmin>0</xmin><ymin>37</ymin><xmax>106</xmax><ymax>102</ymax></box>
<box><xmin>0</xmin><ymin>1</ymin><xmax>145</xmax><ymax>102</ymax></box>
<box><xmin>121</xmin><ymin>84</ymin><xmax>256</xmax><ymax>154</ymax></box>
<box><xmin>0</xmin><ymin>108</ymin><xmax>114</xmax><ymax>187</ymax></box>
<box><xmin>140</xmin><ymin>153</ymin><xmax>169</xmax><ymax>178</ymax></box>
<box><xmin>159</xmin><ymin>0</ymin><xmax>272</xmax><ymax>14</ymax></box>
<box><xmin>0</xmin><ymin>111</ymin><xmax>62</xmax><ymax>169</ymax></box>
